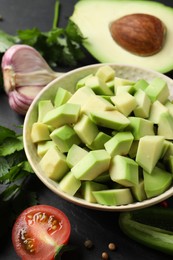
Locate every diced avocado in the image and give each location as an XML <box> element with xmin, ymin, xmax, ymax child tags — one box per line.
<box><xmin>81</xmin><ymin>181</ymin><xmax>108</xmax><ymax>203</ymax></box>
<box><xmin>163</xmin><ymin>141</ymin><xmax>173</xmax><ymax>161</ymax></box>
<box><xmin>72</xmin><ymin>149</ymin><xmax>111</xmax><ymax>180</ymax></box>
<box><xmin>160</xmin><ymin>140</ymin><xmax>171</xmax><ymax>159</ymax></box>
<box><xmin>145</xmin><ymin>77</ymin><xmax>169</xmax><ymax>104</ymax></box>
<box><xmin>76</xmin><ymin>73</ymin><xmax>93</xmax><ymax>89</ymax></box>
<box><xmin>37</xmin><ymin>140</ymin><xmax>56</xmax><ymax>157</ymax></box>
<box><xmin>116</xmin><ymin>85</ymin><xmax>134</xmax><ymax>95</ymax></box>
<box><xmin>114</xmin><ymin>77</ymin><xmax>135</xmax><ymax>93</ymax></box>
<box><xmin>90</xmin><ymin>110</ymin><xmax>130</xmax><ymax>131</ymax></box>
<box><xmin>133</xmin><ymin>79</ymin><xmax>149</xmax><ymax>91</ymax></box>
<box><xmin>67</xmin><ymin>86</ymin><xmax>95</xmax><ymax>105</ymax></box>
<box><xmin>136</xmin><ymin>135</ymin><xmax>164</xmax><ymax>173</ymax></box>
<box><xmin>106</xmin><ymin>80</ymin><xmax>114</xmax><ymax>92</ymax></box>
<box><xmin>148</xmin><ymin>100</ymin><xmax>168</xmax><ymax>124</ymax></box>
<box><xmin>134</xmin><ymin>89</ymin><xmax>151</xmax><ymax>118</ymax></box>
<box><xmin>37</xmin><ymin>100</ymin><xmax>54</xmax><ymax>122</ymax></box>
<box><xmin>31</xmin><ymin>122</ymin><xmax>51</xmax><ymax>143</ymax></box>
<box><xmin>128</xmin><ymin>140</ymin><xmax>139</xmax><ymax>159</ymax></box>
<box><xmin>66</xmin><ymin>144</ymin><xmax>88</xmax><ymax>168</ymax></box>
<box><xmin>88</xmin><ymin>131</ymin><xmax>112</xmax><ymax>150</ymax></box>
<box><xmin>165</xmin><ymin>100</ymin><xmax>173</xmax><ymax>117</ymax></box>
<box><xmin>85</xmin><ymin>75</ymin><xmax>113</xmax><ymax>95</ymax></box>
<box><xmin>128</xmin><ymin>117</ymin><xmax>154</xmax><ymax>140</ymax></box>
<box><xmin>39</xmin><ymin>146</ymin><xmax>69</xmax><ymax>181</ymax></box>
<box><xmin>95</xmin><ymin>65</ymin><xmax>115</xmax><ymax>82</ymax></box>
<box><xmin>131</xmin><ymin>179</ymin><xmax>147</xmax><ymax>202</ymax></box>
<box><xmin>71</xmin><ymin>0</ymin><xmax>173</xmax><ymax>73</ymax></box>
<box><xmin>42</xmin><ymin>103</ymin><xmax>80</xmax><ymax>128</ymax></box>
<box><xmin>74</xmin><ymin>114</ymin><xmax>99</xmax><ymax>145</ymax></box>
<box><xmin>167</xmin><ymin>155</ymin><xmax>173</xmax><ymax>174</ymax></box>
<box><xmin>81</xmin><ymin>94</ymin><xmax>114</xmax><ymax>115</ymax></box>
<box><xmin>94</xmin><ymin>171</ymin><xmax>111</xmax><ymax>183</ymax></box>
<box><xmin>59</xmin><ymin>171</ymin><xmax>81</xmax><ymax>196</ymax></box>
<box><xmin>110</xmin><ymin>155</ymin><xmax>139</xmax><ymax>187</ymax></box>
<box><xmin>111</xmin><ymin>92</ymin><xmax>137</xmax><ymax>117</ymax></box>
<box><xmin>92</xmin><ymin>188</ymin><xmax>134</xmax><ymax>206</ymax></box>
<box><xmin>157</xmin><ymin>112</ymin><xmax>173</xmax><ymax>140</ymax></box>
<box><xmin>54</xmin><ymin>87</ymin><xmax>72</xmax><ymax>107</ymax></box>
<box><xmin>50</xmin><ymin>125</ymin><xmax>81</xmax><ymax>153</ymax></box>
<box><xmin>143</xmin><ymin>166</ymin><xmax>172</xmax><ymax>199</ymax></box>
<box><xmin>104</xmin><ymin>131</ymin><xmax>134</xmax><ymax>157</ymax></box>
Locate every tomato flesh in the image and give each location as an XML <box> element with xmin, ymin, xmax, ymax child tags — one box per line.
<box><xmin>12</xmin><ymin>205</ymin><xmax>71</xmax><ymax>260</ymax></box>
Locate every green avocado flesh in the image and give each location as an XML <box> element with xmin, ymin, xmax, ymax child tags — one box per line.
<box><xmin>70</xmin><ymin>0</ymin><xmax>173</xmax><ymax>73</ymax></box>
<box><xmin>31</xmin><ymin>65</ymin><xmax>173</xmax><ymax>207</ymax></box>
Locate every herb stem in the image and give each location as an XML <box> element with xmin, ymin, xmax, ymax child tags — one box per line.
<box><xmin>52</xmin><ymin>0</ymin><xmax>60</xmax><ymax>29</ymax></box>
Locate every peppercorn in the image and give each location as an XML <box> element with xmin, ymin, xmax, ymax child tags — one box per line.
<box><xmin>84</xmin><ymin>239</ymin><xmax>94</xmax><ymax>249</ymax></box>
<box><xmin>108</xmin><ymin>242</ymin><xmax>117</xmax><ymax>251</ymax></box>
<box><xmin>101</xmin><ymin>251</ymin><xmax>109</xmax><ymax>260</ymax></box>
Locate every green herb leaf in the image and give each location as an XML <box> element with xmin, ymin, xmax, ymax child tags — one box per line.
<box><xmin>0</xmin><ymin>136</ymin><xmax>23</xmax><ymax>156</ymax></box>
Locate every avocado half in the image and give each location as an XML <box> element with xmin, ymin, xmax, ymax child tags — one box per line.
<box><xmin>70</xmin><ymin>0</ymin><xmax>173</xmax><ymax>73</ymax></box>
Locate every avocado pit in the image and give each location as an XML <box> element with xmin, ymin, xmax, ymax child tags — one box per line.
<box><xmin>110</xmin><ymin>13</ymin><xmax>166</xmax><ymax>57</ymax></box>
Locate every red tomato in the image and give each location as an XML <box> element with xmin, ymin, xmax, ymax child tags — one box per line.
<box><xmin>12</xmin><ymin>205</ymin><xmax>71</xmax><ymax>260</ymax></box>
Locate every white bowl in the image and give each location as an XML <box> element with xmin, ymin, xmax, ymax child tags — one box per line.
<box><xmin>23</xmin><ymin>63</ymin><xmax>173</xmax><ymax>211</ymax></box>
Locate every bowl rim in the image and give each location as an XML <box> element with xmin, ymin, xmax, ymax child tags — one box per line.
<box><xmin>23</xmin><ymin>63</ymin><xmax>173</xmax><ymax>211</ymax></box>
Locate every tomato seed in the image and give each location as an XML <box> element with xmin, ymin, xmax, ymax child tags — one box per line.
<box><xmin>101</xmin><ymin>251</ymin><xmax>109</xmax><ymax>260</ymax></box>
<box><xmin>108</xmin><ymin>242</ymin><xmax>117</xmax><ymax>251</ymax></box>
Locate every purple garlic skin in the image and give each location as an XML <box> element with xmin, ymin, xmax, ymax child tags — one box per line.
<box><xmin>1</xmin><ymin>44</ymin><xmax>60</xmax><ymax>115</ymax></box>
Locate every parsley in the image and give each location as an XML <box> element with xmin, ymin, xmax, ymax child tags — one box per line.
<box><xmin>0</xmin><ymin>125</ymin><xmax>37</xmax><ymax>237</ymax></box>
<box><xmin>0</xmin><ymin>0</ymin><xmax>85</xmax><ymax>68</ymax></box>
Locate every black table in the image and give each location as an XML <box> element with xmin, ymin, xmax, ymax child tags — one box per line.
<box><xmin>1</xmin><ymin>1</ymin><xmax>173</xmax><ymax>259</ymax></box>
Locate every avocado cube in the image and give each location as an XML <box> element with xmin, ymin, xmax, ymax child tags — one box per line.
<box><xmin>104</xmin><ymin>131</ymin><xmax>134</xmax><ymax>157</ymax></box>
<box><xmin>94</xmin><ymin>171</ymin><xmax>111</xmax><ymax>183</ymax></box>
<box><xmin>92</xmin><ymin>188</ymin><xmax>134</xmax><ymax>206</ymax></box>
<box><xmin>131</xmin><ymin>179</ymin><xmax>147</xmax><ymax>202</ymax></box>
<box><xmin>81</xmin><ymin>181</ymin><xmax>108</xmax><ymax>203</ymax></box>
<box><xmin>95</xmin><ymin>65</ymin><xmax>115</xmax><ymax>82</ymax></box>
<box><xmin>88</xmin><ymin>131</ymin><xmax>112</xmax><ymax>150</ymax></box>
<box><xmin>163</xmin><ymin>141</ymin><xmax>173</xmax><ymax>160</ymax></box>
<box><xmin>42</xmin><ymin>103</ymin><xmax>80</xmax><ymax>128</ymax></box>
<box><xmin>81</xmin><ymin>94</ymin><xmax>114</xmax><ymax>115</ymax></box>
<box><xmin>143</xmin><ymin>166</ymin><xmax>172</xmax><ymax>199</ymax></box>
<box><xmin>110</xmin><ymin>155</ymin><xmax>139</xmax><ymax>187</ymax></box>
<box><xmin>76</xmin><ymin>73</ymin><xmax>93</xmax><ymax>89</ymax></box>
<box><xmin>67</xmin><ymin>86</ymin><xmax>95</xmax><ymax>105</ymax></box>
<box><xmin>136</xmin><ymin>135</ymin><xmax>164</xmax><ymax>173</ymax></box>
<box><xmin>128</xmin><ymin>117</ymin><xmax>155</xmax><ymax>140</ymax></box>
<box><xmin>31</xmin><ymin>122</ymin><xmax>51</xmax><ymax>143</ymax></box>
<box><xmin>37</xmin><ymin>140</ymin><xmax>56</xmax><ymax>157</ymax></box>
<box><xmin>39</xmin><ymin>146</ymin><xmax>69</xmax><ymax>181</ymax></box>
<box><xmin>114</xmin><ymin>77</ymin><xmax>134</xmax><ymax>93</ymax></box>
<box><xmin>72</xmin><ymin>149</ymin><xmax>111</xmax><ymax>180</ymax></box>
<box><xmin>148</xmin><ymin>100</ymin><xmax>168</xmax><ymax>124</ymax></box>
<box><xmin>134</xmin><ymin>89</ymin><xmax>151</xmax><ymax>118</ymax></box>
<box><xmin>66</xmin><ymin>144</ymin><xmax>88</xmax><ymax>168</ymax></box>
<box><xmin>54</xmin><ymin>87</ymin><xmax>72</xmax><ymax>107</ymax></box>
<box><xmin>116</xmin><ymin>85</ymin><xmax>135</xmax><ymax>95</ymax></box>
<box><xmin>59</xmin><ymin>171</ymin><xmax>81</xmax><ymax>196</ymax></box>
<box><xmin>165</xmin><ymin>100</ymin><xmax>173</xmax><ymax>117</ymax></box>
<box><xmin>157</xmin><ymin>112</ymin><xmax>173</xmax><ymax>140</ymax></box>
<box><xmin>133</xmin><ymin>79</ymin><xmax>149</xmax><ymax>91</ymax></box>
<box><xmin>145</xmin><ymin>77</ymin><xmax>169</xmax><ymax>103</ymax></box>
<box><xmin>50</xmin><ymin>125</ymin><xmax>81</xmax><ymax>153</ymax></box>
<box><xmin>111</xmin><ymin>92</ymin><xmax>137</xmax><ymax>117</ymax></box>
<box><xmin>106</xmin><ymin>80</ymin><xmax>114</xmax><ymax>92</ymax></box>
<box><xmin>85</xmin><ymin>75</ymin><xmax>113</xmax><ymax>95</ymax></box>
<box><xmin>128</xmin><ymin>140</ymin><xmax>139</xmax><ymax>158</ymax></box>
<box><xmin>90</xmin><ymin>110</ymin><xmax>130</xmax><ymax>130</ymax></box>
<box><xmin>37</xmin><ymin>100</ymin><xmax>54</xmax><ymax>122</ymax></box>
<box><xmin>74</xmin><ymin>114</ymin><xmax>99</xmax><ymax>145</ymax></box>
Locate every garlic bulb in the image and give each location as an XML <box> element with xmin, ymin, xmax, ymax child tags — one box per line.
<box><xmin>1</xmin><ymin>44</ymin><xmax>61</xmax><ymax>115</ymax></box>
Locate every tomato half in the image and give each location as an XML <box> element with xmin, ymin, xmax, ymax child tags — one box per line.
<box><xmin>12</xmin><ymin>205</ymin><xmax>71</xmax><ymax>260</ymax></box>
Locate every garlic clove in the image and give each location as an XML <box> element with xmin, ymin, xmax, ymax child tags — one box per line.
<box><xmin>1</xmin><ymin>44</ymin><xmax>62</xmax><ymax>114</ymax></box>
